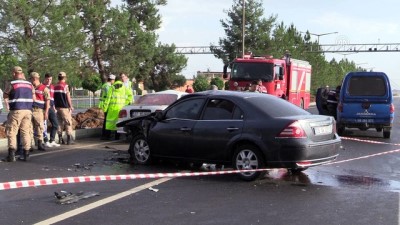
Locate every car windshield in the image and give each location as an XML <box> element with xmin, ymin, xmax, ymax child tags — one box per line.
<box><xmin>246</xmin><ymin>96</ymin><xmax>310</xmax><ymax>117</ymax></box>
<box><xmin>136</xmin><ymin>94</ymin><xmax>178</xmax><ymax>105</ymax></box>
<box><xmin>231</xmin><ymin>62</ymin><xmax>274</xmax><ymax>81</ymax></box>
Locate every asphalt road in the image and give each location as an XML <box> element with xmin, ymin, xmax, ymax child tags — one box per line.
<box><xmin>0</xmin><ymin>98</ymin><xmax>400</xmax><ymax>225</ymax></box>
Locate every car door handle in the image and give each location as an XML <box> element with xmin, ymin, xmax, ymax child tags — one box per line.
<box><xmin>180</xmin><ymin>127</ymin><xmax>192</xmax><ymax>131</ymax></box>
<box><xmin>226</xmin><ymin>127</ymin><xmax>239</xmax><ymax>131</ymax></box>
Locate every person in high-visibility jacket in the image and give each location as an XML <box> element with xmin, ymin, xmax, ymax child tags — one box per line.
<box><xmin>103</xmin><ymin>77</ymin><xmax>132</xmax><ymax>140</ymax></box>
<box><xmin>99</xmin><ymin>74</ymin><xmax>115</xmax><ymax>140</ymax></box>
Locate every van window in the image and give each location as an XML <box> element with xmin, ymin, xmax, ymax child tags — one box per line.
<box><xmin>348</xmin><ymin>76</ymin><xmax>386</xmax><ymax>96</ymax></box>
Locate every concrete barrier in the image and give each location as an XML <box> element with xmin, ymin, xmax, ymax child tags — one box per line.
<box><xmin>0</xmin><ymin>128</ymin><xmax>101</xmax><ymax>154</ymax></box>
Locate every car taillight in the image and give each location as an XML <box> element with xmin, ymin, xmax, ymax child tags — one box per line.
<box><xmin>338</xmin><ymin>102</ymin><xmax>343</xmax><ymax>112</ymax></box>
<box><xmin>390</xmin><ymin>103</ymin><xmax>395</xmax><ymax>113</ymax></box>
<box><xmin>119</xmin><ymin>110</ymin><xmax>127</xmax><ymax>118</ymax></box>
<box><xmin>276</xmin><ymin>121</ymin><xmax>306</xmax><ymax>138</ymax></box>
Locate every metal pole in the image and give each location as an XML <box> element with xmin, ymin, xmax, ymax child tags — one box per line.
<box><xmin>242</xmin><ymin>0</ymin><xmax>245</xmax><ymax>58</ymax></box>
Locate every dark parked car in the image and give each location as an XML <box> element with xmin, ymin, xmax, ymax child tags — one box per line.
<box><xmin>118</xmin><ymin>90</ymin><xmax>342</xmax><ymax>181</ymax></box>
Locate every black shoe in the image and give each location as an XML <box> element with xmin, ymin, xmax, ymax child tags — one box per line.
<box><xmin>7</xmin><ymin>148</ymin><xmax>16</xmax><ymax>162</ymax></box>
<box><xmin>67</xmin><ymin>135</ymin><xmax>75</xmax><ymax>145</ymax></box>
<box><xmin>18</xmin><ymin>150</ymin><xmax>30</xmax><ymax>161</ymax></box>
<box><xmin>38</xmin><ymin>140</ymin><xmax>46</xmax><ymax>151</ymax></box>
<box><xmin>58</xmin><ymin>134</ymin><xmax>65</xmax><ymax>144</ymax></box>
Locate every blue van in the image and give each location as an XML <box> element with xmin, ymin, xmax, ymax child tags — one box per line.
<box><xmin>336</xmin><ymin>71</ymin><xmax>394</xmax><ymax>138</ymax></box>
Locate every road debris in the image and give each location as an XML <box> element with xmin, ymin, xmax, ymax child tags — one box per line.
<box><xmin>148</xmin><ymin>187</ymin><xmax>159</xmax><ymax>192</ymax></box>
<box><xmin>54</xmin><ymin>190</ymin><xmax>100</xmax><ymax>204</ymax></box>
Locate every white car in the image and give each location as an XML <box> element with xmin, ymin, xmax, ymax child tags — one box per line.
<box><xmin>117</xmin><ymin>90</ymin><xmax>187</xmax><ymax>134</ymax></box>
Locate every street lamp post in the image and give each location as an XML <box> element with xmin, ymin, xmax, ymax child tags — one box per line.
<box><xmin>308</xmin><ymin>32</ymin><xmax>339</xmax><ymax>44</ymax></box>
<box><xmin>242</xmin><ymin>0</ymin><xmax>245</xmax><ymax>58</ymax></box>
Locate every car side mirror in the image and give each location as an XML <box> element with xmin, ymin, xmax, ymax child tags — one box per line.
<box><xmin>154</xmin><ymin>111</ymin><xmax>164</xmax><ymax>120</ymax></box>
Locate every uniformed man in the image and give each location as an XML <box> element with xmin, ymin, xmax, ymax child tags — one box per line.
<box><xmin>119</xmin><ymin>73</ymin><xmax>134</xmax><ymax>103</ymax></box>
<box><xmin>30</xmin><ymin>72</ymin><xmax>50</xmax><ymax>151</ymax></box>
<box><xmin>3</xmin><ymin>66</ymin><xmax>35</xmax><ymax>162</ymax></box>
<box><xmin>99</xmin><ymin>74</ymin><xmax>116</xmax><ymax>140</ymax></box>
<box><xmin>103</xmin><ymin>77</ymin><xmax>132</xmax><ymax>140</ymax></box>
<box><xmin>326</xmin><ymin>86</ymin><xmax>340</xmax><ymax>120</ymax></box>
<box><xmin>54</xmin><ymin>71</ymin><xmax>74</xmax><ymax>145</ymax></box>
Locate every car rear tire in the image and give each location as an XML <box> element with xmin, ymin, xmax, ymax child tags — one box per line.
<box><xmin>129</xmin><ymin>134</ymin><xmax>152</xmax><ymax>165</ymax></box>
<box><xmin>233</xmin><ymin>145</ymin><xmax>265</xmax><ymax>181</ymax></box>
<box><xmin>337</xmin><ymin>126</ymin><xmax>345</xmax><ymax>136</ymax></box>
<box><xmin>383</xmin><ymin>131</ymin><xmax>391</xmax><ymax>139</ymax></box>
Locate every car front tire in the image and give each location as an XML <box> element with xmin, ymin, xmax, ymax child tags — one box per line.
<box><xmin>233</xmin><ymin>145</ymin><xmax>265</xmax><ymax>181</ymax></box>
<box><xmin>129</xmin><ymin>134</ymin><xmax>152</xmax><ymax>165</ymax></box>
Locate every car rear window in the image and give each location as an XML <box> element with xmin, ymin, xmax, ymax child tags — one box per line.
<box><xmin>136</xmin><ymin>94</ymin><xmax>178</xmax><ymax>105</ymax></box>
<box><xmin>246</xmin><ymin>95</ymin><xmax>310</xmax><ymax>117</ymax></box>
<box><xmin>348</xmin><ymin>76</ymin><xmax>386</xmax><ymax>96</ymax></box>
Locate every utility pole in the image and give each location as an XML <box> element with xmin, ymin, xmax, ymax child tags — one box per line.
<box><xmin>242</xmin><ymin>0</ymin><xmax>245</xmax><ymax>58</ymax></box>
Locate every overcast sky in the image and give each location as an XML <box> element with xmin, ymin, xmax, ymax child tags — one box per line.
<box><xmin>113</xmin><ymin>0</ymin><xmax>400</xmax><ymax>89</ymax></box>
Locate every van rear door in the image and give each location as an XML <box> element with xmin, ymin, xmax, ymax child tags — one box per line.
<box><xmin>341</xmin><ymin>74</ymin><xmax>392</xmax><ymax>124</ymax></box>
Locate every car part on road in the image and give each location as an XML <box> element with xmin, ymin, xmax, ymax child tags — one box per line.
<box><xmin>55</xmin><ymin>191</ymin><xmax>100</xmax><ymax>204</ymax></box>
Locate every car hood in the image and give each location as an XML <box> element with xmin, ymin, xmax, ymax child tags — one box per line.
<box><xmin>116</xmin><ymin>113</ymin><xmax>154</xmax><ymax>127</ymax></box>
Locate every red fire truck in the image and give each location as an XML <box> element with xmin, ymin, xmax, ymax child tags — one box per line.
<box><xmin>223</xmin><ymin>52</ymin><xmax>312</xmax><ymax>109</ymax></box>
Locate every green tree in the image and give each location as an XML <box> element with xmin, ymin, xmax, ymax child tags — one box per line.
<box><xmin>171</xmin><ymin>74</ymin><xmax>187</xmax><ymax>88</ymax></box>
<box><xmin>0</xmin><ymin>49</ymin><xmax>19</xmax><ymax>89</ymax></box>
<box><xmin>0</xmin><ymin>1</ymin><xmax>85</xmax><ymax>75</ymax></box>
<box><xmin>193</xmin><ymin>76</ymin><xmax>209</xmax><ymax>92</ymax></box>
<box><xmin>210</xmin><ymin>0</ymin><xmax>276</xmax><ymax>64</ymax></box>
<box><xmin>147</xmin><ymin>44</ymin><xmax>187</xmax><ymax>91</ymax></box>
<box><xmin>212</xmin><ymin>1</ymin><xmax>360</xmax><ymax>95</ymax></box>
<box><xmin>82</xmin><ymin>73</ymin><xmax>102</xmax><ymax>105</ymax></box>
<box><xmin>210</xmin><ymin>77</ymin><xmax>224</xmax><ymax>90</ymax></box>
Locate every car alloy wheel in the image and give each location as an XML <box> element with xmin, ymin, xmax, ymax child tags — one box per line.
<box><xmin>129</xmin><ymin>134</ymin><xmax>151</xmax><ymax>164</ymax></box>
<box><xmin>233</xmin><ymin>145</ymin><xmax>265</xmax><ymax>181</ymax></box>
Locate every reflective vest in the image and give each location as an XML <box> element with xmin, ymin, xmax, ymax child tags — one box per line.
<box><xmin>33</xmin><ymin>84</ymin><xmax>47</xmax><ymax>109</ymax></box>
<box><xmin>98</xmin><ymin>82</ymin><xmax>111</xmax><ymax>111</ymax></box>
<box><xmin>104</xmin><ymin>81</ymin><xmax>132</xmax><ymax>130</ymax></box>
<box><xmin>9</xmin><ymin>80</ymin><xmax>34</xmax><ymax>110</ymax></box>
<box><xmin>54</xmin><ymin>81</ymin><xmax>70</xmax><ymax>108</ymax></box>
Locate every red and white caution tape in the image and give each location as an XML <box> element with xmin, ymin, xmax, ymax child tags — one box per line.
<box><xmin>323</xmin><ymin>147</ymin><xmax>400</xmax><ymax>166</ymax></box>
<box><xmin>1</xmin><ymin>137</ymin><xmax>399</xmax><ymax>191</ymax></box>
<box><xmin>341</xmin><ymin>136</ymin><xmax>400</xmax><ymax>146</ymax></box>
<box><xmin>0</xmin><ymin>169</ymin><xmax>270</xmax><ymax>191</ymax></box>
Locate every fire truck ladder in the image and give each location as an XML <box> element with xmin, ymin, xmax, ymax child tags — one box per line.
<box><xmin>175</xmin><ymin>43</ymin><xmax>400</xmax><ymax>54</ymax></box>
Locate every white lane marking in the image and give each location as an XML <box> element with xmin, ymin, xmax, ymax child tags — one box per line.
<box><xmin>33</xmin><ymin>177</ymin><xmax>172</xmax><ymax>225</ymax></box>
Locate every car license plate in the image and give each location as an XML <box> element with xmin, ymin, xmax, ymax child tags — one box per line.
<box><xmin>131</xmin><ymin>112</ymin><xmax>149</xmax><ymax>117</ymax></box>
<box><xmin>314</xmin><ymin>125</ymin><xmax>332</xmax><ymax>135</ymax></box>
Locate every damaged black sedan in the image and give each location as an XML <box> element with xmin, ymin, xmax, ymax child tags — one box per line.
<box><xmin>117</xmin><ymin>90</ymin><xmax>341</xmax><ymax>181</ymax></box>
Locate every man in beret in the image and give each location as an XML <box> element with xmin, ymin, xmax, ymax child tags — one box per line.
<box><xmin>54</xmin><ymin>71</ymin><xmax>75</xmax><ymax>145</ymax></box>
<box><xmin>30</xmin><ymin>72</ymin><xmax>50</xmax><ymax>151</ymax></box>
